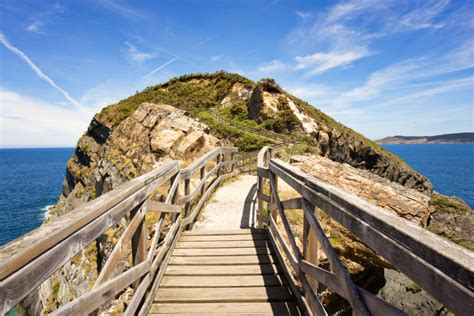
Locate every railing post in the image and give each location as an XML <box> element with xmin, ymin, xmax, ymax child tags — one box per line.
<box><xmin>216</xmin><ymin>153</ymin><xmax>222</xmax><ymax>177</ymax></box>
<box><xmin>131</xmin><ymin>204</ymin><xmax>147</xmax><ymax>289</ymax></box>
<box><xmin>170</xmin><ymin>173</ymin><xmax>179</xmax><ymax>221</ymax></box>
<box><xmin>183</xmin><ymin>178</ymin><xmax>191</xmax><ymax>229</ymax></box>
<box><xmin>303</xmin><ymin>201</ymin><xmax>318</xmax><ymax>289</ymax></box>
<box><xmin>230</xmin><ymin>152</ymin><xmax>235</xmax><ymax>173</ymax></box>
<box><xmin>257</xmin><ymin>175</ymin><xmax>264</xmax><ymax>229</ymax></box>
<box><xmin>200</xmin><ymin>166</ymin><xmax>206</xmax><ymax>196</ymax></box>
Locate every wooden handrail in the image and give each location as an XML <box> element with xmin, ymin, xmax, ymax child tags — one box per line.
<box><xmin>256</xmin><ymin>146</ymin><xmax>474</xmax><ymax>315</ymax></box>
<box><xmin>0</xmin><ymin>146</ymin><xmax>246</xmax><ymax>315</ymax></box>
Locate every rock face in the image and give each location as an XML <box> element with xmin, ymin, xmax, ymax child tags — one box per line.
<box><xmin>291</xmin><ymin>154</ymin><xmax>432</xmax><ymax>226</ymax></box>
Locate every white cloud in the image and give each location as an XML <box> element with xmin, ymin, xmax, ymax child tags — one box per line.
<box><xmin>399</xmin><ymin>0</ymin><xmax>449</xmax><ymax>30</ymax></box>
<box><xmin>26</xmin><ymin>21</ymin><xmax>43</xmax><ymax>32</ymax></box>
<box><xmin>258</xmin><ymin>60</ymin><xmax>288</xmax><ymax>73</ymax></box>
<box><xmin>0</xmin><ymin>32</ymin><xmax>83</xmax><ymax>109</ymax></box>
<box><xmin>294</xmin><ymin>49</ymin><xmax>371</xmax><ymax>75</ymax></box>
<box><xmin>0</xmin><ymin>90</ymin><xmax>96</xmax><ymax>148</ymax></box>
<box><xmin>123</xmin><ymin>42</ymin><xmax>157</xmax><ymax>64</ymax></box>
<box><xmin>210</xmin><ymin>54</ymin><xmax>224</xmax><ymax>62</ymax></box>
<box><xmin>295</xmin><ymin>11</ymin><xmax>311</xmax><ymax>19</ymax></box>
<box><xmin>26</xmin><ymin>3</ymin><xmax>64</xmax><ymax>33</ymax></box>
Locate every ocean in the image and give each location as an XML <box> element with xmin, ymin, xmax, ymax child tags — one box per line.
<box><xmin>0</xmin><ymin>148</ymin><xmax>74</xmax><ymax>246</ymax></box>
<box><xmin>0</xmin><ymin>145</ymin><xmax>472</xmax><ymax>246</ymax></box>
<box><xmin>382</xmin><ymin>144</ymin><xmax>474</xmax><ymax>208</ymax></box>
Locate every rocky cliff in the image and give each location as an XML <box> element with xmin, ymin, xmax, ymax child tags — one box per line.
<box><xmin>24</xmin><ymin>71</ymin><xmax>470</xmax><ymax>314</ymax></box>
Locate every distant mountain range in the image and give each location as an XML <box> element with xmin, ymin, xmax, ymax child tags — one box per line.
<box><xmin>376</xmin><ymin>132</ymin><xmax>474</xmax><ymax>144</ymax></box>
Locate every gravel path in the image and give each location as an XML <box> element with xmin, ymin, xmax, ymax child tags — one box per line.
<box><xmin>193</xmin><ymin>175</ymin><xmax>258</xmax><ymax>230</ymax></box>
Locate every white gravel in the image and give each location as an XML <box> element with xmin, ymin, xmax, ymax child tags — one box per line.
<box><xmin>193</xmin><ymin>175</ymin><xmax>258</xmax><ymax>230</ymax></box>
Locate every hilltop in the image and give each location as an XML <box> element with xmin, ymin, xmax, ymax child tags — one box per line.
<box><xmin>377</xmin><ymin>132</ymin><xmax>474</xmax><ymax>144</ymax></box>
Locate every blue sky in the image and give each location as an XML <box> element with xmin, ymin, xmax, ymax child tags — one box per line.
<box><xmin>0</xmin><ymin>0</ymin><xmax>473</xmax><ymax>147</ymax></box>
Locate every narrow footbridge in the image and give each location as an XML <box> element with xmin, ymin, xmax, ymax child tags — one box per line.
<box><xmin>0</xmin><ymin>147</ymin><xmax>473</xmax><ymax>315</ymax></box>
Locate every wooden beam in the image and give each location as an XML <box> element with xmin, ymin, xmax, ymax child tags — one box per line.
<box><xmin>0</xmin><ymin>161</ymin><xmax>179</xmax><ymax>282</ymax></box>
<box><xmin>145</xmin><ymin>200</ymin><xmax>181</xmax><ymax>214</ymax></box>
<box><xmin>0</xmin><ymin>163</ymin><xmax>178</xmax><ymax>314</ymax></box>
<box><xmin>269</xmin><ymin>159</ymin><xmax>474</xmax><ymax>314</ymax></box>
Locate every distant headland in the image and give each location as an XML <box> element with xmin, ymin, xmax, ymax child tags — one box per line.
<box><xmin>376</xmin><ymin>132</ymin><xmax>474</xmax><ymax>144</ymax></box>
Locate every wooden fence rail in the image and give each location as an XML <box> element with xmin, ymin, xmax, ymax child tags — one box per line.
<box><xmin>0</xmin><ymin>146</ymin><xmax>249</xmax><ymax>315</ymax></box>
<box><xmin>256</xmin><ymin>146</ymin><xmax>474</xmax><ymax>316</ymax></box>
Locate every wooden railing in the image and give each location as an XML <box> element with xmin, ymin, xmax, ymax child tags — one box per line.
<box><xmin>256</xmin><ymin>146</ymin><xmax>474</xmax><ymax>316</ymax></box>
<box><xmin>0</xmin><ymin>146</ymin><xmax>247</xmax><ymax>315</ymax></box>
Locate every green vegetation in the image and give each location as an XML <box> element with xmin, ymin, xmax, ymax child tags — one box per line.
<box><xmin>196</xmin><ymin>109</ymin><xmax>271</xmax><ymax>152</ymax></box>
<box><xmin>97</xmin><ymin>71</ymin><xmax>254</xmax><ymax>128</ymax></box>
<box><xmin>405</xmin><ymin>283</ymin><xmax>422</xmax><ymax>294</ymax></box>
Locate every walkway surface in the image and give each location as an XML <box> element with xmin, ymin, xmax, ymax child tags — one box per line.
<box><xmin>150</xmin><ymin>175</ymin><xmax>302</xmax><ymax>315</ymax></box>
<box><xmin>193</xmin><ymin>175</ymin><xmax>258</xmax><ymax>230</ymax></box>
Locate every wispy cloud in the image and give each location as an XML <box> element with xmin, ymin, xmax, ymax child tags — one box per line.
<box><xmin>399</xmin><ymin>0</ymin><xmax>449</xmax><ymax>30</ymax></box>
<box><xmin>258</xmin><ymin>60</ymin><xmax>288</xmax><ymax>73</ymax></box>
<box><xmin>0</xmin><ymin>32</ymin><xmax>83</xmax><ymax>109</ymax></box>
<box><xmin>123</xmin><ymin>41</ymin><xmax>157</xmax><ymax>64</ymax></box>
<box><xmin>210</xmin><ymin>54</ymin><xmax>224</xmax><ymax>62</ymax></box>
<box><xmin>97</xmin><ymin>0</ymin><xmax>143</xmax><ymax>19</ymax></box>
<box><xmin>26</xmin><ymin>3</ymin><xmax>64</xmax><ymax>33</ymax></box>
<box><xmin>142</xmin><ymin>56</ymin><xmax>179</xmax><ymax>79</ymax></box>
<box><xmin>294</xmin><ymin>49</ymin><xmax>372</xmax><ymax>76</ymax></box>
<box><xmin>194</xmin><ymin>35</ymin><xmax>216</xmax><ymax>48</ymax></box>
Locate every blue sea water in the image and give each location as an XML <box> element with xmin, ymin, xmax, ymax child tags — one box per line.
<box><xmin>0</xmin><ymin>148</ymin><xmax>74</xmax><ymax>246</ymax></box>
<box><xmin>382</xmin><ymin>144</ymin><xmax>474</xmax><ymax>208</ymax></box>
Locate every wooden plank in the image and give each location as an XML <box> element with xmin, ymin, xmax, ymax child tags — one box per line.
<box><xmin>267</xmin><ymin>218</ymin><xmax>311</xmax><ymax>315</ymax></box>
<box><xmin>0</xmin><ymin>164</ymin><xmax>178</xmax><ymax>314</ymax></box>
<box><xmin>0</xmin><ymin>161</ymin><xmax>179</xmax><ymax>282</ymax></box>
<box><xmin>301</xmin><ymin>260</ymin><xmax>407</xmax><ymax>316</ymax></box>
<box><xmin>179</xmin><ymin>234</ymin><xmax>268</xmax><ymax>241</ymax></box>
<box><xmin>50</xmin><ymin>261</ymin><xmax>149</xmax><ymax>315</ymax></box>
<box><xmin>257</xmin><ymin>191</ymin><xmax>271</xmax><ymax>203</ymax></box>
<box><xmin>169</xmin><ymin>255</ymin><xmax>275</xmax><ymax>265</ymax></box>
<box><xmin>137</xmin><ymin>225</ymin><xmax>183</xmax><ymax>316</ymax></box>
<box><xmin>149</xmin><ymin>302</ymin><xmax>301</xmax><ymax>315</ymax></box>
<box><xmin>270</xmin><ymin>159</ymin><xmax>474</xmax><ymax>288</ymax></box>
<box><xmin>154</xmin><ymin>286</ymin><xmax>295</xmax><ymax>303</ymax></box>
<box><xmin>172</xmin><ymin>247</ymin><xmax>274</xmax><ymax>256</ymax></box>
<box><xmin>161</xmin><ymin>275</ymin><xmax>286</xmax><ymax>288</ymax></box>
<box><xmin>176</xmin><ymin>240</ymin><xmax>271</xmax><ymax>249</ymax></box>
<box><xmin>180</xmin><ymin>147</ymin><xmax>237</xmax><ymax>179</ymax></box>
<box><xmin>269</xmin><ymin>218</ymin><xmax>299</xmax><ymax>273</ymax></box>
<box><xmin>94</xmin><ymin>203</ymin><xmax>146</xmax><ymax>286</ymax></box>
<box><xmin>145</xmin><ymin>200</ymin><xmax>181</xmax><ymax>213</ymax></box>
<box><xmin>301</xmin><ymin>199</ymin><xmax>369</xmax><ymax>315</ymax></box>
<box><xmin>182</xmin><ymin>229</ymin><xmax>264</xmax><ymax>236</ymax></box>
<box><xmin>165</xmin><ymin>264</ymin><xmax>281</xmax><ymax>276</ymax></box>
<box><xmin>269</xmin><ymin>159</ymin><xmax>474</xmax><ymax>314</ymax></box>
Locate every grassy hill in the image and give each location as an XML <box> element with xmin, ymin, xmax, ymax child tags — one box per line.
<box><xmin>93</xmin><ymin>71</ymin><xmax>432</xmax><ymax>193</ymax></box>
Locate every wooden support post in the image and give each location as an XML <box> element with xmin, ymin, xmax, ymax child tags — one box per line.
<box><xmin>230</xmin><ymin>152</ymin><xmax>235</xmax><ymax>173</ymax></box>
<box><xmin>169</xmin><ymin>173</ymin><xmax>179</xmax><ymax>221</ymax></box>
<box><xmin>303</xmin><ymin>201</ymin><xmax>319</xmax><ymax>289</ymax></box>
<box><xmin>183</xmin><ymin>178</ymin><xmax>191</xmax><ymax>230</ymax></box>
<box><xmin>200</xmin><ymin>166</ymin><xmax>206</xmax><ymax>196</ymax></box>
<box><xmin>131</xmin><ymin>205</ymin><xmax>147</xmax><ymax>289</ymax></box>
<box><xmin>216</xmin><ymin>154</ymin><xmax>222</xmax><ymax>177</ymax></box>
<box><xmin>269</xmin><ymin>172</ymin><xmax>278</xmax><ymax>224</ymax></box>
<box><xmin>257</xmin><ymin>176</ymin><xmax>264</xmax><ymax>229</ymax></box>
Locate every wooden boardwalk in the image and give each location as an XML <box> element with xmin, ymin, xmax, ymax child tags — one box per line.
<box><xmin>151</xmin><ymin>229</ymin><xmax>301</xmax><ymax>315</ymax></box>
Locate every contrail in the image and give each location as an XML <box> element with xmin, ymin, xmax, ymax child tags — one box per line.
<box><xmin>142</xmin><ymin>56</ymin><xmax>179</xmax><ymax>79</ymax></box>
<box><xmin>0</xmin><ymin>32</ymin><xmax>83</xmax><ymax>109</ymax></box>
